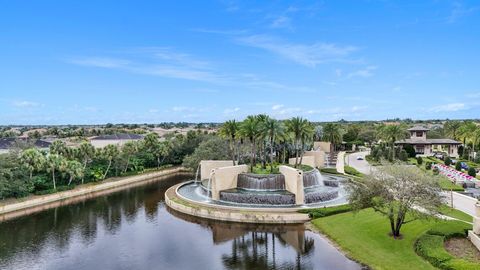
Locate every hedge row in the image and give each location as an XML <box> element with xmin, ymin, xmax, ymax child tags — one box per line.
<box><xmin>299</xmin><ymin>204</ymin><xmax>352</xmax><ymax>219</ymax></box>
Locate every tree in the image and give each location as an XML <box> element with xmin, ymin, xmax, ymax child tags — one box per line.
<box><xmin>459</xmin><ymin>121</ymin><xmax>477</xmax><ymax>160</ymax></box>
<box><xmin>260</xmin><ymin>117</ymin><xmax>284</xmax><ymax>172</ymax></box>
<box><xmin>468</xmin><ymin>167</ymin><xmax>476</xmax><ymax>177</ymax></box>
<box><xmin>255</xmin><ymin>114</ymin><xmax>270</xmax><ymax>169</ymax></box>
<box><xmin>377</xmin><ymin>125</ymin><xmax>406</xmax><ymax>160</ymax></box>
<box><xmin>182</xmin><ymin>136</ymin><xmax>230</xmax><ymax>171</ymax></box>
<box><xmin>101</xmin><ymin>144</ymin><xmax>119</xmax><ymax>179</ymax></box>
<box><xmin>322</xmin><ymin>123</ymin><xmax>343</xmax><ymax>153</ymax></box>
<box><xmin>347</xmin><ymin>163</ymin><xmax>442</xmax><ymax>238</ymax></box>
<box><xmin>444</xmin><ymin>157</ymin><xmax>452</xmax><ymax>166</ymax></box>
<box><xmin>20</xmin><ymin>148</ymin><xmax>45</xmax><ymax>180</ymax></box>
<box><xmin>153</xmin><ymin>141</ymin><xmax>172</xmax><ymax>168</ymax></box>
<box><xmin>239</xmin><ymin>116</ymin><xmax>260</xmax><ymax>172</ymax></box>
<box><xmin>286</xmin><ymin>117</ymin><xmax>312</xmax><ymax>167</ymax></box>
<box><xmin>49</xmin><ymin>140</ymin><xmax>68</xmax><ymax>156</ymax></box>
<box><xmin>77</xmin><ymin>142</ymin><xmax>95</xmax><ymax>183</ymax></box>
<box><xmin>121</xmin><ymin>141</ymin><xmax>138</xmax><ymax>173</ymax></box>
<box><xmin>219</xmin><ymin>120</ymin><xmax>239</xmax><ymax>166</ymax></box>
<box><xmin>46</xmin><ymin>154</ymin><xmax>66</xmax><ymax>190</ymax></box>
<box><xmin>65</xmin><ymin>160</ymin><xmax>84</xmax><ymax>186</ymax></box>
<box><xmin>444</xmin><ymin>121</ymin><xmax>462</xmax><ymax>140</ymax></box>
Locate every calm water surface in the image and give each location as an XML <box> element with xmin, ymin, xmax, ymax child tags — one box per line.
<box><xmin>0</xmin><ymin>174</ymin><xmax>361</xmax><ymax>270</ymax></box>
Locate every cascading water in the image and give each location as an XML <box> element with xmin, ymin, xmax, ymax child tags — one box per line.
<box><xmin>237</xmin><ymin>173</ymin><xmax>285</xmax><ymax>190</ymax></box>
<box><xmin>303</xmin><ymin>169</ymin><xmax>324</xmax><ymax>188</ymax></box>
<box><xmin>206</xmin><ymin>172</ymin><xmax>214</xmax><ymax>198</ymax></box>
<box><xmin>194</xmin><ymin>164</ymin><xmax>200</xmax><ymax>183</ymax></box>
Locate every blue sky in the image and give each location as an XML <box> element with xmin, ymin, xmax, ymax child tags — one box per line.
<box><xmin>1</xmin><ymin>0</ymin><xmax>479</xmax><ymax>124</ymax></box>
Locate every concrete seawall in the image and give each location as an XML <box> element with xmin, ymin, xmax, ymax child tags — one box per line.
<box><xmin>0</xmin><ymin>167</ymin><xmax>190</xmax><ymax>221</ymax></box>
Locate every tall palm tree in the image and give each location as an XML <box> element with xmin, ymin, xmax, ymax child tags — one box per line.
<box><xmin>154</xmin><ymin>141</ymin><xmax>172</xmax><ymax>168</ymax></box>
<box><xmin>46</xmin><ymin>154</ymin><xmax>66</xmax><ymax>190</ymax></box>
<box><xmin>219</xmin><ymin>120</ymin><xmax>239</xmax><ymax>165</ymax></box>
<box><xmin>20</xmin><ymin>148</ymin><xmax>45</xmax><ymax>180</ymax></box>
<box><xmin>239</xmin><ymin>115</ymin><xmax>260</xmax><ymax>172</ymax></box>
<box><xmin>378</xmin><ymin>125</ymin><xmax>406</xmax><ymax>160</ymax></box>
<box><xmin>77</xmin><ymin>142</ymin><xmax>95</xmax><ymax>183</ymax></box>
<box><xmin>298</xmin><ymin>122</ymin><xmax>315</xmax><ymax>166</ymax></box>
<box><xmin>260</xmin><ymin>117</ymin><xmax>284</xmax><ymax>172</ymax></box>
<box><xmin>49</xmin><ymin>140</ymin><xmax>68</xmax><ymax>156</ymax></box>
<box><xmin>101</xmin><ymin>144</ymin><xmax>119</xmax><ymax>179</ymax></box>
<box><xmin>285</xmin><ymin>117</ymin><xmax>310</xmax><ymax>167</ymax></box>
<box><xmin>122</xmin><ymin>141</ymin><xmax>138</xmax><ymax>173</ymax></box>
<box><xmin>256</xmin><ymin>114</ymin><xmax>270</xmax><ymax>169</ymax></box>
<box><xmin>444</xmin><ymin>121</ymin><xmax>462</xmax><ymax>140</ymax></box>
<box><xmin>322</xmin><ymin>123</ymin><xmax>343</xmax><ymax>153</ymax></box>
<box><xmin>459</xmin><ymin>121</ymin><xmax>478</xmax><ymax>160</ymax></box>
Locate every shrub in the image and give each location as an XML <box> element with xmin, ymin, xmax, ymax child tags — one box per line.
<box><xmin>299</xmin><ymin>204</ymin><xmax>352</xmax><ymax>219</ymax></box>
<box><xmin>425</xmin><ymin>162</ymin><xmax>432</xmax><ymax>170</ymax></box>
<box><xmin>455</xmin><ymin>162</ymin><xmax>462</xmax><ymax>171</ymax></box>
<box><xmin>444</xmin><ymin>157</ymin><xmax>452</xmax><ymax>166</ymax></box>
<box><xmin>415</xmin><ymin>234</ymin><xmax>452</xmax><ymax>268</ymax></box>
<box><xmin>399</xmin><ymin>150</ymin><xmax>408</xmax><ymax>161</ymax></box>
<box><xmin>417</xmin><ymin>156</ymin><xmax>423</xmax><ymax>165</ymax></box>
<box><xmin>432</xmin><ymin>167</ymin><xmax>439</xmax><ymax>175</ymax></box>
<box><xmin>468</xmin><ymin>167</ymin><xmax>476</xmax><ymax>177</ymax></box>
<box><xmin>404</xmin><ymin>144</ymin><xmax>416</xmax><ymax>158</ymax></box>
<box><xmin>427</xmin><ymin>221</ymin><xmax>470</xmax><ymax>239</ymax></box>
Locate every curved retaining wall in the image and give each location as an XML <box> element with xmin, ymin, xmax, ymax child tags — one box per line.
<box><xmin>166</xmin><ymin>183</ymin><xmax>310</xmax><ymax>224</ymax></box>
<box><xmin>0</xmin><ymin>167</ymin><xmax>189</xmax><ymax>221</ymax></box>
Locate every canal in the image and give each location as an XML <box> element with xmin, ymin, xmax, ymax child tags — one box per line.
<box><xmin>0</xmin><ymin>174</ymin><xmax>360</xmax><ymax>270</ymax></box>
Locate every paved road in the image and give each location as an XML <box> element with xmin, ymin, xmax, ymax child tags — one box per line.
<box><xmin>346</xmin><ymin>151</ymin><xmax>476</xmax><ymax>217</ymax></box>
<box><xmin>345</xmin><ymin>151</ymin><xmax>373</xmax><ymax>175</ymax></box>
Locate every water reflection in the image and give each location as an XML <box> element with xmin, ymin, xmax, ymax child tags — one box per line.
<box><xmin>0</xmin><ymin>174</ymin><xmax>360</xmax><ymax>270</ymax></box>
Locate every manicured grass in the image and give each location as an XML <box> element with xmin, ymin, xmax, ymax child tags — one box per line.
<box><xmin>438</xmin><ymin>177</ymin><xmax>465</xmax><ymax>191</ymax></box>
<box><xmin>344</xmin><ymin>165</ymin><xmax>363</xmax><ymax>177</ymax></box>
<box><xmin>320</xmin><ymin>167</ymin><xmax>340</xmax><ymax>174</ymax></box>
<box><xmin>251</xmin><ymin>163</ymin><xmax>313</xmax><ymax>174</ymax></box>
<box><xmin>312</xmin><ymin>208</ymin><xmax>463</xmax><ymax>270</ymax></box>
<box><xmin>439</xmin><ymin>205</ymin><xmax>473</xmax><ymax>223</ymax></box>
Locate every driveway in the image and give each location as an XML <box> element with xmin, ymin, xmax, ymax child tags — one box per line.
<box><xmin>346</xmin><ymin>151</ymin><xmax>373</xmax><ymax>175</ymax></box>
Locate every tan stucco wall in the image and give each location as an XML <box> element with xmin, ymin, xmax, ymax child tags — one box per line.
<box><xmin>336</xmin><ymin>151</ymin><xmax>345</xmax><ymax>174</ymax></box>
<box><xmin>211</xmin><ymin>165</ymin><xmax>248</xmax><ymax>200</ymax></box>
<box><xmin>200</xmin><ymin>160</ymin><xmax>235</xmax><ymax>180</ymax></box>
<box><xmin>314</xmin><ymin>141</ymin><xmax>331</xmax><ymax>153</ymax></box>
<box><xmin>279</xmin><ymin>165</ymin><xmax>304</xmax><ymax>205</ymax></box>
<box><xmin>303</xmin><ymin>150</ymin><xmax>325</xmax><ymax>168</ymax></box>
<box><xmin>288</xmin><ymin>156</ymin><xmax>316</xmax><ymax>168</ymax></box>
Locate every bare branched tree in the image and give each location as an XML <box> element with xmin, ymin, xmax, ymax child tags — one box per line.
<box><xmin>347</xmin><ymin>163</ymin><xmax>443</xmax><ymax>238</ymax></box>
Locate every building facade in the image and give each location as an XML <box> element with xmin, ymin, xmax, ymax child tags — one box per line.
<box><xmin>395</xmin><ymin>126</ymin><xmax>461</xmax><ymax>158</ymax></box>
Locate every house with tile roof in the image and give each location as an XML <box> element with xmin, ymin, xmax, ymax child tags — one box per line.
<box><xmin>395</xmin><ymin>126</ymin><xmax>461</xmax><ymax>158</ymax></box>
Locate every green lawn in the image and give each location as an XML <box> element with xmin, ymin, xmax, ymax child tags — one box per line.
<box><xmin>312</xmin><ymin>208</ymin><xmax>472</xmax><ymax>270</ymax></box>
<box><xmin>439</xmin><ymin>205</ymin><xmax>473</xmax><ymax>223</ymax></box>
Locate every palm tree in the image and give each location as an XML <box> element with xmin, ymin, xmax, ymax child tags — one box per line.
<box><xmin>20</xmin><ymin>148</ymin><xmax>45</xmax><ymax>180</ymax></box>
<box><xmin>154</xmin><ymin>141</ymin><xmax>172</xmax><ymax>168</ymax></box>
<box><xmin>101</xmin><ymin>144</ymin><xmax>119</xmax><ymax>179</ymax></box>
<box><xmin>256</xmin><ymin>114</ymin><xmax>270</xmax><ymax>169</ymax></box>
<box><xmin>65</xmin><ymin>160</ymin><xmax>84</xmax><ymax>186</ymax></box>
<box><xmin>322</xmin><ymin>123</ymin><xmax>343</xmax><ymax>153</ymax></box>
<box><xmin>377</xmin><ymin>125</ymin><xmax>406</xmax><ymax>160</ymax></box>
<box><xmin>49</xmin><ymin>140</ymin><xmax>68</xmax><ymax>156</ymax></box>
<box><xmin>298</xmin><ymin>122</ymin><xmax>314</xmax><ymax>166</ymax></box>
<box><xmin>46</xmin><ymin>154</ymin><xmax>66</xmax><ymax>190</ymax></box>
<box><xmin>77</xmin><ymin>142</ymin><xmax>95</xmax><ymax>183</ymax></box>
<box><xmin>285</xmin><ymin>117</ymin><xmax>311</xmax><ymax>167</ymax></box>
<box><xmin>260</xmin><ymin>117</ymin><xmax>284</xmax><ymax>172</ymax></box>
<box><xmin>121</xmin><ymin>141</ymin><xmax>138</xmax><ymax>173</ymax></box>
<box><xmin>459</xmin><ymin>121</ymin><xmax>478</xmax><ymax>160</ymax></box>
<box><xmin>219</xmin><ymin>120</ymin><xmax>239</xmax><ymax>165</ymax></box>
<box><xmin>239</xmin><ymin>115</ymin><xmax>261</xmax><ymax>172</ymax></box>
<box><xmin>444</xmin><ymin>121</ymin><xmax>462</xmax><ymax>140</ymax></box>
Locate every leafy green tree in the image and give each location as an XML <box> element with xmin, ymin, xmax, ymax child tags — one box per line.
<box><xmin>455</xmin><ymin>161</ymin><xmax>462</xmax><ymax>171</ymax></box>
<box><xmin>348</xmin><ymin>163</ymin><xmax>442</xmax><ymax>238</ymax></box>
<box><xmin>444</xmin><ymin>157</ymin><xmax>452</xmax><ymax>166</ymax></box>
<box><xmin>444</xmin><ymin>121</ymin><xmax>462</xmax><ymax>140</ymax></box>
<box><xmin>20</xmin><ymin>148</ymin><xmax>45</xmax><ymax>180</ymax></box>
<box><xmin>49</xmin><ymin>140</ymin><xmax>68</xmax><ymax>156</ymax></box>
<box><xmin>468</xmin><ymin>167</ymin><xmax>476</xmax><ymax>177</ymax></box>
<box><xmin>219</xmin><ymin>120</ymin><xmax>239</xmax><ymax>165</ymax></box>
<box><xmin>377</xmin><ymin>125</ymin><xmax>406</xmax><ymax>160</ymax></box>
<box><xmin>65</xmin><ymin>160</ymin><xmax>84</xmax><ymax>186</ymax></box>
<box><xmin>182</xmin><ymin>136</ymin><xmax>230</xmax><ymax>171</ymax></box>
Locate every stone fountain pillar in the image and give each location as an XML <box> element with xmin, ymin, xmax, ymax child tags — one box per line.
<box><xmin>468</xmin><ymin>202</ymin><xmax>480</xmax><ymax>251</ymax></box>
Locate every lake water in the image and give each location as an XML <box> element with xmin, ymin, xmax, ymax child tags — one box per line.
<box><xmin>0</xmin><ymin>174</ymin><xmax>361</xmax><ymax>270</ymax></box>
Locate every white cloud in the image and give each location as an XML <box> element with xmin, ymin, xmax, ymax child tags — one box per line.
<box><xmin>428</xmin><ymin>103</ymin><xmax>467</xmax><ymax>112</ymax></box>
<box><xmin>272</xmin><ymin>104</ymin><xmax>284</xmax><ymax>110</ymax></box>
<box><xmin>347</xmin><ymin>66</ymin><xmax>377</xmax><ymax>78</ymax></box>
<box><xmin>237</xmin><ymin>35</ymin><xmax>358</xmax><ymax>67</ymax></box>
<box><xmin>270</xmin><ymin>16</ymin><xmax>292</xmax><ymax>29</ymax></box>
<box><xmin>447</xmin><ymin>1</ymin><xmax>479</xmax><ymax>23</ymax></box>
<box><xmin>224</xmin><ymin>107</ymin><xmax>240</xmax><ymax>114</ymax></box>
<box><xmin>69</xmin><ymin>57</ymin><xmax>129</xmax><ymax>68</ymax></box>
<box><xmin>12</xmin><ymin>100</ymin><xmax>41</xmax><ymax>108</ymax></box>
